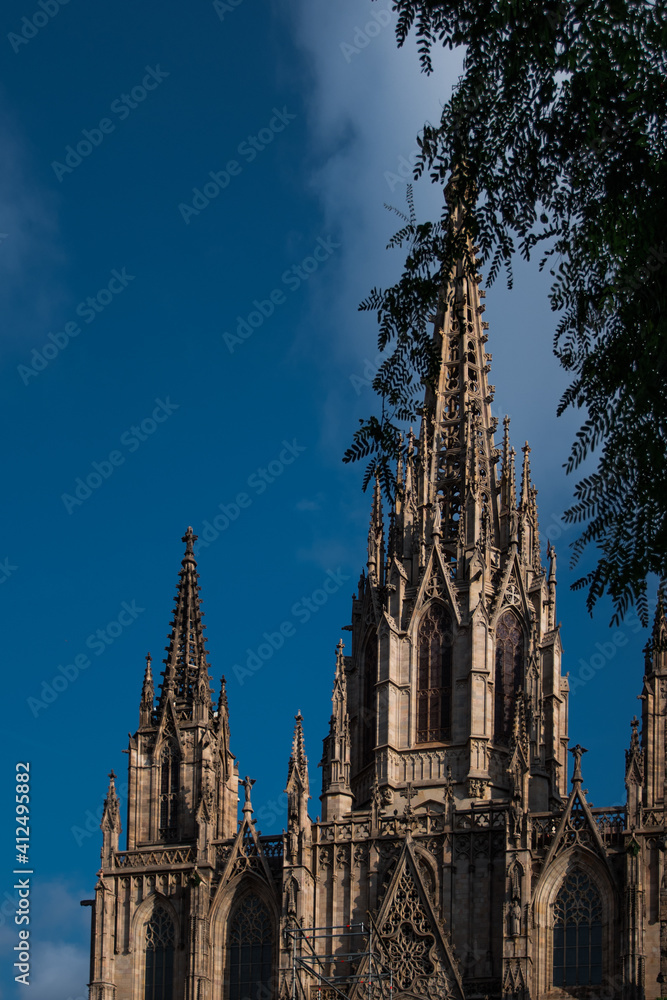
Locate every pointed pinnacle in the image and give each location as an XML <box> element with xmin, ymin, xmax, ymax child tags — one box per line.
<box><xmin>502</xmin><ymin>416</ymin><xmax>511</xmax><ymax>469</ymax></box>
<box><xmin>288</xmin><ymin>711</ymin><xmax>308</xmax><ymax>782</ymax></box>
<box><xmin>652</xmin><ymin>589</ymin><xmax>667</xmax><ymax>648</ymax></box>
<box><xmin>336</xmin><ymin>638</ymin><xmax>345</xmax><ymax>671</ymax></box>
<box><xmin>218</xmin><ymin>675</ymin><xmax>229</xmax><ymax>714</ymax></box>
<box><xmin>142</xmin><ymin>653</ymin><xmax>154</xmax><ymax>689</ymax></box>
<box><xmin>371</xmin><ymin>472</ymin><xmax>383</xmax><ymax>528</ymax></box>
<box><xmin>396</xmin><ymin>434</ymin><xmax>404</xmax><ymax>487</ymax></box>
<box><xmin>520</xmin><ymin>442</ymin><xmax>532</xmax><ymax>505</ymax></box>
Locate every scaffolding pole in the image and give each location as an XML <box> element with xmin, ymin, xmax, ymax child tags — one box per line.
<box><xmin>285</xmin><ymin>921</ymin><xmax>394</xmax><ymax>1000</ymax></box>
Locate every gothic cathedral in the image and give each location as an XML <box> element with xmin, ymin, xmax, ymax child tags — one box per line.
<box><xmin>87</xmin><ymin>249</ymin><xmax>666</xmax><ymax>1000</ymax></box>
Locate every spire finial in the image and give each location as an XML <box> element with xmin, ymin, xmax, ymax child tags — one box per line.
<box><xmin>182</xmin><ymin>525</ymin><xmax>197</xmax><ymax>562</ymax></box>
<box><xmin>140</xmin><ymin>655</ymin><xmax>155</xmax><ymax>727</ymax></box>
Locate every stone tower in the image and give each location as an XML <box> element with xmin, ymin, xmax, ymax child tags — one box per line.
<box><xmin>88</xmin><ymin>255</ymin><xmax>665</xmax><ymax>1000</ymax></box>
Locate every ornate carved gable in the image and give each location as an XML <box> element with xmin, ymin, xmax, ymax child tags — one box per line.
<box><xmin>354</xmin><ymin>838</ymin><xmax>464</xmax><ymax>1000</ymax></box>
<box><xmin>537</xmin><ymin>783</ymin><xmax>612</xmax><ymax>878</ymax></box>
<box><xmin>411</xmin><ymin>546</ymin><xmax>461</xmax><ymax>627</ymax></box>
<box><xmin>154</xmin><ymin>699</ymin><xmax>183</xmax><ymax>757</ymax></box>
<box><xmin>218</xmin><ymin>816</ymin><xmax>275</xmax><ymax>889</ymax></box>
<box><xmin>491</xmin><ymin>554</ymin><xmax>529</xmax><ymax>627</ymax></box>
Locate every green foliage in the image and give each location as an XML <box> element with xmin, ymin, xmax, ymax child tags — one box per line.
<box><xmin>347</xmin><ymin>0</ymin><xmax>667</xmax><ymax>624</ymax></box>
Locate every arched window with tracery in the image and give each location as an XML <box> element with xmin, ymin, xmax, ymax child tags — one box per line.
<box><xmin>416</xmin><ymin>604</ymin><xmax>452</xmax><ymax>743</ymax></box>
<box><xmin>228</xmin><ymin>895</ymin><xmax>273</xmax><ymax>1000</ymax></box>
<box><xmin>159</xmin><ymin>741</ymin><xmax>179</xmax><ymax>840</ymax></box>
<box><xmin>494</xmin><ymin>611</ymin><xmax>523</xmax><ymax>744</ymax></box>
<box><xmin>553</xmin><ymin>868</ymin><xmax>603</xmax><ymax>987</ymax></box>
<box><xmin>144</xmin><ymin>906</ymin><xmax>175</xmax><ymax>1000</ymax></box>
<box><xmin>361</xmin><ymin>634</ymin><xmax>377</xmax><ymax>768</ymax></box>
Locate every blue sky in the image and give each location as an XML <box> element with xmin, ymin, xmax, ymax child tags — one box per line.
<box><xmin>0</xmin><ymin>1</ymin><xmax>650</xmax><ymax>997</ymax></box>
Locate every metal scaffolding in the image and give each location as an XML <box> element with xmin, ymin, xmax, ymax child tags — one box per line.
<box><xmin>284</xmin><ymin>921</ymin><xmax>394</xmax><ymax>1000</ymax></box>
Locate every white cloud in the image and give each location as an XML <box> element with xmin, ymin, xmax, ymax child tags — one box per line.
<box><xmin>28</xmin><ymin>942</ymin><xmax>89</xmax><ymax>1000</ymax></box>
<box><xmin>0</xmin><ymin>880</ymin><xmax>90</xmax><ymax>1000</ymax></box>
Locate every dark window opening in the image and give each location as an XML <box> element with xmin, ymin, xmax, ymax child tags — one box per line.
<box><xmin>417</xmin><ymin>605</ymin><xmax>453</xmax><ymax>743</ymax></box>
<box><xmin>553</xmin><ymin>869</ymin><xmax>603</xmax><ymax>987</ymax></box>
<box><xmin>144</xmin><ymin>907</ymin><xmax>175</xmax><ymax>1000</ymax></box>
<box><xmin>229</xmin><ymin>896</ymin><xmax>273</xmax><ymax>1000</ymax></box>
<box><xmin>494</xmin><ymin>611</ymin><xmax>523</xmax><ymax>744</ymax></box>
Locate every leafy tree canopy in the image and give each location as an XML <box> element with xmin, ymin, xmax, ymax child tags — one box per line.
<box><xmin>344</xmin><ymin>0</ymin><xmax>667</xmax><ymax>625</ymax></box>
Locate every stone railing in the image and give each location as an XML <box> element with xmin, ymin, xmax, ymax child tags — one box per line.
<box><xmin>114</xmin><ymin>845</ymin><xmax>196</xmax><ymax>868</ymax></box>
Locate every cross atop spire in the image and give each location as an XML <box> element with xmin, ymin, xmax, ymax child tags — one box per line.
<box><xmin>158</xmin><ymin>528</ymin><xmax>213</xmax><ymax>720</ymax></box>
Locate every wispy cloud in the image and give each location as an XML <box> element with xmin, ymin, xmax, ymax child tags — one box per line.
<box><xmin>0</xmin><ymin>91</ymin><xmax>66</xmax><ymax>344</ymax></box>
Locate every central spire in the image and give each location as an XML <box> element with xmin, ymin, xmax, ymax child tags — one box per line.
<box><xmin>158</xmin><ymin>526</ymin><xmax>213</xmax><ymax>720</ymax></box>
<box><xmin>422</xmin><ymin>244</ymin><xmax>499</xmax><ymax>551</ymax></box>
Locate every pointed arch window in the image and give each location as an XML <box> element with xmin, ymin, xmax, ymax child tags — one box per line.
<box><xmin>144</xmin><ymin>906</ymin><xmax>175</xmax><ymax>1000</ymax></box>
<box><xmin>553</xmin><ymin>868</ymin><xmax>603</xmax><ymax>987</ymax></box>
<box><xmin>159</xmin><ymin>741</ymin><xmax>179</xmax><ymax>841</ymax></box>
<box><xmin>494</xmin><ymin>611</ymin><xmax>523</xmax><ymax>744</ymax></box>
<box><xmin>417</xmin><ymin>604</ymin><xmax>452</xmax><ymax>743</ymax></box>
<box><xmin>228</xmin><ymin>895</ymin><xmax>273</xmax><ymax>1000</ymax></box>
<box><xmin>361</xmin><ymin>634</ymin><xmax>377</xmax><ymax>768</ymax></box>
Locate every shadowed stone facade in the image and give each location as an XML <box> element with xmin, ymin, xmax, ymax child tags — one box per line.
<box><xmin>87</xmin><ymin>250</ymin><xmax>667</xmax><ymax>1000</ymax></box>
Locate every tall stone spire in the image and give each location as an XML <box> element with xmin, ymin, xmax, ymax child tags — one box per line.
<box><xmin>286</xmin><ymin>711</ymin><xmax>311</xmax><ymax>866</ymax></box>
<box><xmin>320</xmin><ymin>640</ymin><xmax>353</xmax><ymax>820</ymax></box>
<box><xmin>287</xmin><ymin>711</ymin><xmax>308</xmax><ymax>788</ymax></box>
<box><xmin>100</xmin><ymin>770</ymin><xmax>121</xmax><ymax>863</ymax></box>
<box><xmin>158</xmin><ymin>526</ymin><xmax>213</xmax><ymax>721</ymax></box>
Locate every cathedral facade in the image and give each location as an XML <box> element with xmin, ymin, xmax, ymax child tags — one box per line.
<box><xmin>87</xmin><ymin>254</ymin><xmax>666</xmax><ymax>1000</ymax></box>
